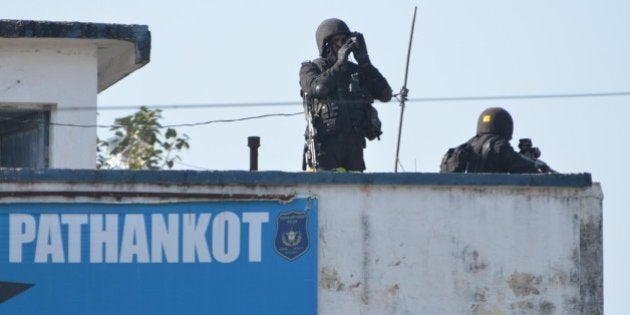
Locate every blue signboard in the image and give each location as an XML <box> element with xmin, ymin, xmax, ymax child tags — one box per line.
<box><xmin>0</xmin><ymin>198</ymin><xmax>317</xmax><ymax>314</ymax></box>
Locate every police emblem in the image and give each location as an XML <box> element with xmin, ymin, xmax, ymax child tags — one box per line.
<box><xmin>274</xmin><ymin>211</ymin><xmax>310</xmax><ymax>261</ymax></box>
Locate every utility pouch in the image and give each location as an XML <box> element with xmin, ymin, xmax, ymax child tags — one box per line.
<box><xmin>364</xmin><ymin>105</ymin><xmax>382</xmax><ymax>141</ymax></box>
<box><xmin>318</xmin><ymin>101</ymin><xmax>340</xmax><ymax>136</ymax></box>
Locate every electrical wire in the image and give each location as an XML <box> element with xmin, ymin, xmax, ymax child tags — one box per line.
<box><xmin>94</xmin><ymin>90</ymin><xmax>630</xmax><ymax>111</ymax></box>
<box><xmin>403</xmin><ymin>91</ymin><xmax>630</xmax><ymax>102</ymax></box>
<box><xmin>0</xmin><ymin>90</ymin><xmax>629</xmax><ymax>129</ymax></box>
<box><xmin>11</xmin><ymin>89</ymin><xmax>619</xmax><ymax>112</ymax></box>
<box><xmin>0</xmin><ymin>112</ymin><xmax>304</xmax><ymax>129</ymax></box>
<box><xmin>156</xmin><ymin>112</ymin><xmax>302</xmax><ymax>128</ymax></box>
<box><xmin>174</xmin><ymin>160</ymin><xmax>212</xmax><ymax>171</ymax></box>
<box><xmin>93</xmin><ymin>101</ymin><xmax>301</xmax><ymax>111</ymax></box>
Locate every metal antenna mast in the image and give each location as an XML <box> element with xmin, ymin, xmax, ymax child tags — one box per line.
<box><xmin>394</xmin><ymin>6</ymin><xmax>418</xmax><ymax>172</ymax></box>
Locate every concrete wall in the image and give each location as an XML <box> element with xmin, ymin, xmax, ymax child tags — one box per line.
<box><xmin>0</xmin><ymin>170</ymin><xmax>602</xmax><ymax>314</ymax></box>
<box><xmin>0</xmin><ymin>39</ymin><xmax>97</xmax><ymax>169</ymax></box>
<box><xmin>316</xmin><ymin>184</ymin><xmax>602</xmax><ymax>314</ymax></box>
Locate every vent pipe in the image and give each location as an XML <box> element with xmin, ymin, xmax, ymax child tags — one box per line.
<box><xmin>247</xmin><ymin>136</ymin><xmax>260</xmax><ymax>171</ymax></box>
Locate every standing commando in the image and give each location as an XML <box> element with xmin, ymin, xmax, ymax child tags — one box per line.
<box><xmin>300</xmin><ymin>18</ymin><xmax>392</xmax><ymax>172</ymax></box>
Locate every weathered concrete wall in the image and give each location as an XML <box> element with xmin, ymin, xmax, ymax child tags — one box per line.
<box><xmin>315</xmin><ymin>184</ymin><xmax>602</xmax><ymax>314</ymax></box>
<box><xmin>0</xmin><ymin>170</ymin><xmax>602</xmax><ymax>314</ymax></box>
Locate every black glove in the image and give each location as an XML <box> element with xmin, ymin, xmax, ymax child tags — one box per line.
<box><xmin>352</xmin><ymin>32</ymin><xmax>370</xmax><ymax>65</ymax></box>
<box><xmin>335</xmin><ymin>37</ymin><xmax>358</xmax><ymax>66</ymax></box>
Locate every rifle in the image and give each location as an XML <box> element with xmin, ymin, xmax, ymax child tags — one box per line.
<box><xmin>394</xmin><ymin>6</ymin><xmax>418</xmax><ymax>172</ymax></box>
<box><xmin>302</xmin><ymin>92</ymin><xmax>318</xmax><ymax>171</ymax></box>
<box><xmin>518</xmin><ymin>138</ymin><xmax>558</xmax><ymax>174</ymax></box>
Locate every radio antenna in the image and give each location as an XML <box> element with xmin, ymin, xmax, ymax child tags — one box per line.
<box><xmin>394</xmin><ymin>6</ymin><xmax>418</xmax><ymax>172</ymax></box>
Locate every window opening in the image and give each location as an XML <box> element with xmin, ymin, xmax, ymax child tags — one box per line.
<box><xmin>0</xmin><ymin>109</ymin><xmax>50</xmax><ymax>168</ymax></box>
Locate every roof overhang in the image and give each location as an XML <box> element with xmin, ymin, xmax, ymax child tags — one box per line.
<box><xmin>0</xmin><ymin>19</ymin><xmax>151</xmax><ymax>93</ymax></box>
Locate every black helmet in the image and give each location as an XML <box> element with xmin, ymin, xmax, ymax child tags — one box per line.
<box><xmin>316</xmin><ymin>18</ymin><xmax>351</xmax><ymax>57</ymax></box>
<box><xmin>476</xmin><ymin>107</ymin><xmax>514</xmax><ymax>139</ymax></box>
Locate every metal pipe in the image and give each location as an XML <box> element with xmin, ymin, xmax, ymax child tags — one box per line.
<box><xmin>247</xmin><ymin>136</ymin><xmax>260</xmax><ymax>171</ymax></box>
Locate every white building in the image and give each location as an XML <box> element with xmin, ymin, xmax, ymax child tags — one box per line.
<box><xmin>0</xmin><ymin>19</ymin><xmax>602</xmax><ymax>315</ymax></box>
<box><xmin>0</xmin><ymin>20</ymin><xmax>150</xmax><ymax>169</ymax></box>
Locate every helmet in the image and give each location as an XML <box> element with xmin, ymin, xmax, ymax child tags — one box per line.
<box><xmin>315</xmin><ymin>18</ymin><xmax>351</xmax><ymax>57</ymax></box>
<box><xmin>476</xmin><ymin>107</ymin><xmax>513</xmax><ymax>139</ymax></box>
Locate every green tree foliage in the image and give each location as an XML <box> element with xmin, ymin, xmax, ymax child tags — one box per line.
<box><xmin>97</xmin><ymin>106</ymin><xmax>190</xmax><ymax>170</ymax></box>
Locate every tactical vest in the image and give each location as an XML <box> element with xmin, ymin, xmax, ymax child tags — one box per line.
<box><xmin>309</xmin><ymin>61</ymin><xmax>379</xmax><ymax>140</ymax></box>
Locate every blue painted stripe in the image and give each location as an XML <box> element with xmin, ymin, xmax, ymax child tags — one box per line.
<box><xmin>0</xmin><ymin>169</ymin><xmax>592</xmax><ymax>187</ymax></box>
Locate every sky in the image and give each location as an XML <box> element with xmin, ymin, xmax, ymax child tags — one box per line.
<box><xmin>5</xmin><ymin>0</ymin><xmax>630</xmax><ymax>312</ymax></box>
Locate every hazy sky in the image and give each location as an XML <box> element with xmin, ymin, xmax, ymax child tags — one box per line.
<box><xmin>5</xmin><ymin>0</ymin><xmax>629</xmax><ymax>313</ymax></box>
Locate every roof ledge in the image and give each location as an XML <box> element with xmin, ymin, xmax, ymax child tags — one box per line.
<box><xmin>0</xmin><ymin>19</ymin><xmax>151</xmax><ymax>92</ymax></box>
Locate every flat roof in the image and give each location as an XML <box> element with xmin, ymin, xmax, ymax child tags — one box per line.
<box><xmin>0</xmin><ymin>19</ymin><xmax>150</xmax><ymax>92</ymax></box>
<box><xmin>0</xmin><ymin>169</ymin><xmax>593</xmax><ymax>188</ymax></box>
